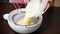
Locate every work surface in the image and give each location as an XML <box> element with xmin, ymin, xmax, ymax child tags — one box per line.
<box><xmin>0</xmin><ymin>2</ymin><xmax>60</xmax><ymax>34</ymax></box>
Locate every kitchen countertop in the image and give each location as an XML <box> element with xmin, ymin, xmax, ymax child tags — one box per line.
<box><xmin>0</xmin><ymin>2</ymin><xmax>60</xmax><ymax>34</ymax></box>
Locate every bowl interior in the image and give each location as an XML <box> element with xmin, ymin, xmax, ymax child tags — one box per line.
<box><xmin>8</xmin><ymin>8</ymin><xmax>42</xmax><ymax>27</ymax></box>
<box><xmin>12</xmin><ymin>11</ymin><xmax>25</xmax><ymax>24</ymax></box>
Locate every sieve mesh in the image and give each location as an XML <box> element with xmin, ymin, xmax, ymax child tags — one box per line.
<box><xmin>10</xmin><ymin>10</ymin><xmax>39</xmax><ymax>26</ymax></box>
<box><xmin>12</xmin><ymin>11</ymin><xmax>26</xmax><ymax>24</ymax></box>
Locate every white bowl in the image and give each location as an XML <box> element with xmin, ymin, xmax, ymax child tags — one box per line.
<box><xmin>3</xmin><ymin>8</ymin><xmax>43</xmax><ymax>34</ymax></box>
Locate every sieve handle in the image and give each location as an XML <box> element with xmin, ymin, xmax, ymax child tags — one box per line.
<box><xmin>3</xmin><ymin>14</ymin><xmax>9</xmax><ymax>20</ymax></box>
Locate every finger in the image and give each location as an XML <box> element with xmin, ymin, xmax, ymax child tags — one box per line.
<box><xmin>44</xmin><ymin>3</ymin><xmax>48</xmax><ymax>11</ymax></box>
<box><xmin>44</xmin><ymin>3</ymin><xmax>49</xmax><ymax>11</ymax></box>
<box><xmin>40</xmin><ymin>0</ymin><xmax>42</xmax><ymax>3</ymax></box>
<box><xmin>40</xmin><ymin>0</ymin><xmax>49</xmax><ymax>13</ymax></box>
<box><xmin>49</xmin><ymin>0</ymin><xmax>52</xmax><ymax>1</ymax></box>
<box><xmin>24</xmin><ymin>0</ymin><xmax>30</xmax><ymax>4</ymax></box>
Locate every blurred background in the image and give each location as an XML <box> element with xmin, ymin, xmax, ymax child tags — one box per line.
<box><xmin>55</xmin><ymin>0</ymin><xmax>60</xmax><ymax>7</ymax></box>
<box><xmin>0</xmin><ymin>0</ymin><xmax>60</xmax><ymax>7</ymax></box>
